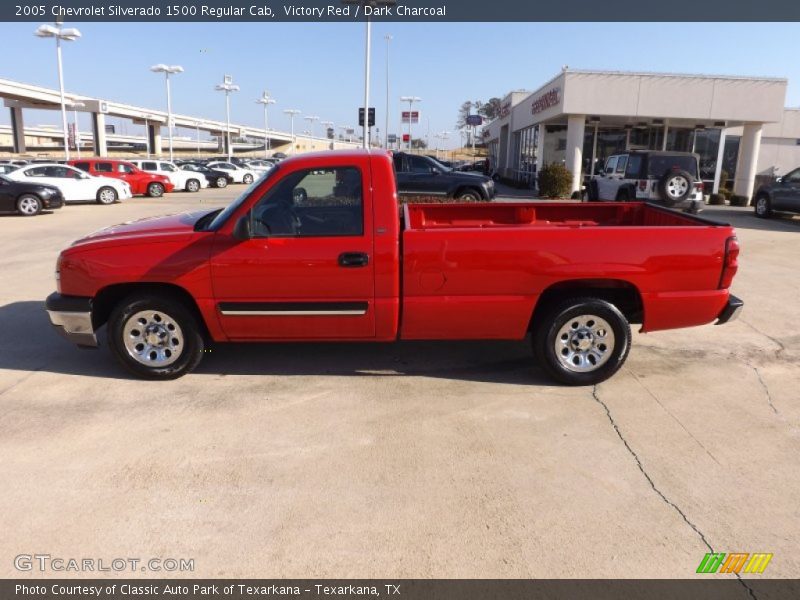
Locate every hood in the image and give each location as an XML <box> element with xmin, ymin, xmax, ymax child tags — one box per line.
<box><xmin>71</xmin><ymin>210</ymin><xmax>210</xmax><ymax>248</ymax></box>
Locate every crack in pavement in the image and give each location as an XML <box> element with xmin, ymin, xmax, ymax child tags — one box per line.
<box><xmin>739</xmin><ymin>320</ymin><xmax>786</xmax><ymax>357</ymax></box>
<box><xmin>590</xmin><ymin>385</ymin><xmax>758</xmax><ymax>600</ymax></box>
<box><xmin>750</xmin><ymin>365</ymin><xmax>779</xmax><ymax>415</ymax></box>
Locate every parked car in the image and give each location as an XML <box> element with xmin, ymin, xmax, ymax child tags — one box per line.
<box><xmin>243</xmin><ymin>159</ymin><xmax>275</xmax><ymax>175</ymax></box>
<box><xmin>0</xmin><ymin>174</ymin><xmax>64</xmax><ymax>216</ymax></box>
<box><xmin>45</xmin><ymin>149</ymin><xmax>741</xmax><ymax>385</ymax></box>
<box><xmin>69</xmin><ymin>159</ymin><xmax>174</xmax><ymax>197</ymax></box>
<box><xmin>207</xmin><ymin>156</ymin><xmax>249</xmax><ymax>167</ymax></box>
<box><xmin>128</xmin><ymin>159</ymin><xmax>208</xmax><ymax>193</ymax></box>
<box><xmin>206</xmin><ymin>161</ymin><xmax>256</xmax><ymax>184</ymax></box>
<box><xmin>7</xmin><ymin>163</ymin><xmax>131</xmax><ymax>204</ymax></box>
<box><xmin>753</xmin><ymin>167</ymin><xmax>800</xmax><ymax>218</ymax></box>
<box><xmin>0</xmin><ymin>159</ymin><xmax>29</xmax><ymax>167</ymax></box>
<box><xmin>393</xmin><ymin>152</ymin><xmax>495</xmax><ymax>200</ymax></box>
<box><xmin>587</xmin><ymin>151</ymin><xmax>704</xmax><ymax>213</ymax></box>
<box><xmin>180</xmin><ymin>163</ymin><xmax>234</xmax><ymax>188</ymax></box>
<box><xmin>0</xmin><ymin>164</ymin><xmax>20</xmax><ymax>175</ymax></box>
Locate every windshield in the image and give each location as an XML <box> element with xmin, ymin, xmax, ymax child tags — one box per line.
<box><xmin>203</xmin><ymin>167</ymin><xmax>279</xmax><ymax>231</ymax></box>
<box><xmin>428</xmin><ymin>157</ymin><xmax>452</xmax><ymax>172</ymax></box>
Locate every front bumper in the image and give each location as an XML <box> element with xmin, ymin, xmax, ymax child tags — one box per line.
<box><xmin>45</xmin><ymin>292</ymin><xmax>98</xmax><ymax>347</ymax></box>
<box><xmin>715</xmin><ymin>294</ymin><xmax>744</xmax><ymax>325</ymax></box>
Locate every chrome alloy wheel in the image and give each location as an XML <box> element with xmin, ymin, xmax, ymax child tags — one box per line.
<box><xmin>18</xmin><ymin>196</ymin><xmax>40</xmax><ymax>215</ymax></box>
<box><xmin>665</xmin><ymin>175</ymin><xmax>689</xmax><ymax>199</ymax></box>
<box><xmin>756</xmin><ymin>197</ymin><xmax>768</xmax><ymax>215</ymax></box>
<box><xmin>122</xmin><ymin>310</ymin><xmax>184</xmax><ymax>367</ymax></box>
<box><xmin>554</xmin><ymin>314</ymin><xmax>615</xmax><ymax>373</ymax></box>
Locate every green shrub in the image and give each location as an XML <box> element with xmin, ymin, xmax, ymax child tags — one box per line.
<box><xmin>730</xmin><ymin>195</ymin><xmax>750</xmax><ymax>207</ymax></box>
<box><xmin>708</xmin><ymin>193</ymin><xmax>725</xmax><ymax>206</ymax></box>
<box><xmin>537</xmin><ymin>163</ymin><xmax>573</xmax><ymax>198</ymax></box>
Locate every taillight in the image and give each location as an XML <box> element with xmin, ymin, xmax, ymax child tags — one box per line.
<box><xmin>719</xmin><ymin>236</ymin><xmax>740</xmax><ymax>289</ymax></box>
<box><xmin>695</xmin><ymin>182</ymin><xmax>704</xmax><ymax>192</ymax></box>
<box><xmin>638</xmin><ymin>180</ymin><xmax>647</xmax><ymax>191</ymax></box>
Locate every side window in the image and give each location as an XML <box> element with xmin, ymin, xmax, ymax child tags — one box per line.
<box><xmin>160</xmin><ymin>162</ymin><xmax>176</xmax><ymax>172</ymax></box>
<box><xmin>142</xmin><ymin>161</ymin><xmax>158</xmax><ymax>171</ymax></box>
<box><xmin>73</xmin><ymin>162</ymin><xmax>91</xmax><ymax>172</ymax></box>
<box><xmin>95</xmin><ymin>162</ymin><xmax>113</xmax><ymax>173</ymax></box>
<box><xmin>25</xmin><ymin>167</ymin><xmax>48</xmax><ymax>177</ymax></box>
<box><xmin>784</xmin><ymin>168</ymin><xmax>800</xmax><ymax>183</ymax></box>
<box><xmin>616</xmin><ymin>155</ymin><xmax>628</xmax><ymax>174</ymax></box>
<box><xmin>45</xmin><ymin>166</ymin><xmax>72</xmax><ymax>178</ymax></box>
<box><xmin>604</xmin><ymin>157</ymin><xmax>618</xmax><ymax>174</ymax></box>
<box><xmin>408</xmin><ymin>156</ymin><xmax>431</xmax><ymax>174</ymax></box>
<box><xmin>253</xmin><ymin>167</ymin><xmax>363</xmax><ymax>238</ymax></box>
<box><xmin>393</xmin><ymin>154</ymin><xmax>405</xmax><ymax>173</ymax></box>
<box><xmin>117</xmin><ymin>164</ymin><xmax>135</xmax><ymax>173</ymax></box>
<box><xmin>625</xmin><ymin>155</ymin><xmax>643</xmax><ymax>179</ymax></box>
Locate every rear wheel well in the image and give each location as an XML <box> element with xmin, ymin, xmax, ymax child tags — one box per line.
<box><xmin>92</xmin><ymin>283</ymin><xmax>210</xmax><ymax>339</ymax></box>
<box><xmin>530</xmin><ymin>280</ymin><xmax>643</xmax><ymax>329</ymax></box>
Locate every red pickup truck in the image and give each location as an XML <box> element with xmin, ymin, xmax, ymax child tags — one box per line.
<box><xmin>46</xmin><ymin>150</ymin><xmax>742</xmax><ymax>385</ymax></box>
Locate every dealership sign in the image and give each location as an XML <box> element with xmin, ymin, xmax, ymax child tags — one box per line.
<box><xmin>401</xmin><ymin>111</ymin><xmax>420</xmax><ymax>124</ymax></box>
<box><xmin>466</xmin><ymin>114</ymin><xmax>483</xmax><ymax>126</ymax></box>
<box><xmin>531</xmin><ymin>87</ymin><xmax>561</xmax><ymax>114</ymax></box>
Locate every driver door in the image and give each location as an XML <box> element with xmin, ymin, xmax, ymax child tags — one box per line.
<box><xmin>210</xmin><ymin>165</ymin><xmax>375</xmax><ymax>340</ymax></box>
<box><xmin>774</xmin><ymin>168</ymin><xmax>800</xmax><ymax>211</ymax></box>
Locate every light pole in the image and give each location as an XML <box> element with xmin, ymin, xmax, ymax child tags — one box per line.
<box><xmin>215</xmin><ymin>75</ymin><xmax>240</xmax><ymax>161</ymax></box>
<box><xmin>150</xmin><ymin>64</ymin><xmax>183</xmax><ymax>161</ymax></box>
<box><xmin>35</xmin><ymin>22</ymin><xmax>81</xmax><ymax>160</ymax></box>
<box><xmin>284</xmin><ymin>109</ymin><xmax>301</xmax><ymax>154</ymax></box>
<box><xmin>321</xmin><ymin>120</ymin><xmax>334</xmax><ymax>148</ymax></box>
<box><xmin>256</xmin><ymin>91</ymin><xmax>276</xmax><ymax>158</ymax></box>
<box><xmin>304</xmin><ymin>115</ymin><xmax>319</xmax><ymax>151</ymax></box>
<box><xmin>400</xmin><ymin>95</ymin><xmax>421</xmax><ymax>152</ymax></box>
<box><xmin>384</xmin><ymin>34</ymin><xmax>392</xmax><ymax>149</ymax></box>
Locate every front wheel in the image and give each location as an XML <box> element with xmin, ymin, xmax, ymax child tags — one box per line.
<box><xmin>147</xmin><ymin>182</ymin><xmax>165</xmax><ymax>197</ymax></box>
<box><xmin>185</xmin><ymin>179</ymin><xmax>201</xmax><ymax>193</ymax></box>
<box><xmin>108</xmin><ymin>294</ymin><xmax>204</xmax><ymax>380</ymax></box>
<box><xmin>456</xmin><ymin>189</ymin><xmax>482</xmax><ymax>201</ymax></box>
<box><xmin>96</xmin><ymin>186</ymin><xmax>118</xmax><ymax>205</ymax></box>
<box><xmin>532</xmin><ymin>297</ymin><xmax>631</xmax><ymax>386</ymax></box>
<box><xmin>216</xmin><ymin>177</ymin><xmax>228</xmax><ymax>188</ymax></box>
<box><xmin>17</xmin><ymin>194</ymin><xmax>42</xmax><ymax>216</ymax></box>
<box><xmin>242</xmin><ymin>174</ymin><xmax>254</xmax><ymax>184</ymax></box>
<box><xmin>754</xmin><ymin>195</ymin><xmax>772</xmax><ymax>218</ymax></box>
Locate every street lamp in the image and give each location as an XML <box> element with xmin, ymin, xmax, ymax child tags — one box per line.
<box><xmin>304</xmin><ymin>115</ymin><xmax>319</xmax><ymax>150</ymax></box>
<box><xmin>255</xmin><ymin>91</ymin><xmax>276</xmax><ymax>158</ymax></box>
<box><xmin>399</xmin><ymin>95</ymin><xmax>421</xmax><ymax>151</ymax></box>
<box><xmin>384</xmin><ymin>34</ymin><xmax>392</xmax><ymax>149</ymax></box>
<box><xmin>215</xmin><ymin>75</ymin><xmax>239</xmax><ymax>161</ymax></box>
<box><xmin>150</xmin><ymin>64</ymin><xmax>183</xmax><ymax>161</ymax></box>
<box><xmin>283</xmin><ymin>109</ymin><xmax>301</xmax><ymax>154</ymax></box>
<box><xmin>35</xmin><ymin>22</ymin><xmax>81</xmax><ymax>160</ymax></box>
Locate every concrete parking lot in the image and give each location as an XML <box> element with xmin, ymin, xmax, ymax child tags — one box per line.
<box><xmin>0</xmin><ymin>187</ymin><xmax>798</xmax><ymax>579</ymax></box>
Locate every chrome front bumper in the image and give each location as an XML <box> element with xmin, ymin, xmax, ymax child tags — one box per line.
<box><xmin>45</xmin><ymin>292</ymin><xmax>98</xmax><ymax>347</ymax></box>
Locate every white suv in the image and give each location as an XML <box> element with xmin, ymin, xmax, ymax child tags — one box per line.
<box><xmin>587</xmin><ymin>151</ymin><xmax>704</xmax><ymax>213</ymax></box>
<box><xmin>129</xmin><ymin>159</ymin><xmax>208</xmax><ymax>193</ymax></box>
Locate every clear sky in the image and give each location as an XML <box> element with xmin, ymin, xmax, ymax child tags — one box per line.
<box><xmin>1</xmin><ymin>21</ymin><xmax>799</xmax><ymax>148</ymax></box>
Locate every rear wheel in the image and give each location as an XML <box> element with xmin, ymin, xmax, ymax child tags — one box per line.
<box><xmin>108</xmin><ymin>294</ymin><xmax>204</xmax><ymax>380</ymax></box>
<box><xmin>216</xmin><ymin>177</ymin><xmax>228</xmax><ymax>188</ymax></box>
<box><xmin>532</xmin><ymin>297</ymin><xmax>631</xmax><ymax>386</ymax></box>
<box><xmin>96</xmin><ymin>186</ymin><xmax>118</xmax><ymax>205</ymax></box>
<box><xmin>147</xmin><ymin>182</ymin><xmax>165</xmax><ymax>197</ymax></box>
<box><xmin>17</xmin><ymin>194</ymin><xmax>41</xmax><ymax>216</ymax></box>
<box><xmin>185</xmin><ymin>179</ymin><xmax>201</xmax><ymax>193</ymax></box>
<box><xmin>755</xmin><ymin>195</ymin><xmax>772</xmax><ymax>218</ymax></box>
<box><xmin>456</xmin><ymin>188</ymin><xmax>482</xmax><ymax>201</ymax></box>
<box><xmin>659</xmin><ymin>170</ymin><xmax>695</xmax><ymax>205</ymax></box>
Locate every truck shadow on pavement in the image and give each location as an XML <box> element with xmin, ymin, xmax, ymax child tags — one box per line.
<box><xmin>0</xmin><ymin>301</ymin><xmax>550</xmax><ymax>386</ymax></box>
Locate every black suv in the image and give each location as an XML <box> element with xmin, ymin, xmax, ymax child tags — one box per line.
<box><xmin>753</xmin><ymin>167</ymin><xmax>800</xmax><ymax>219</ymax></box>
<box><xmin>393</xmin><ymin>153</ymin><xmax>495</xmax><ymax>201</ymax></box>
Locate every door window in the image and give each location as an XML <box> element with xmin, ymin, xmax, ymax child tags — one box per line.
<box><xmin>142</xmin><ymin>161</ymin><xmax>159</xmax><ymax>171</ymax></box>
<box><xmin>252</xmin><ymin>167</ymin><xmax>363</xmax><ymax>237</ymax></box>
<box><xmin>117</xmin><ymin>163</ymin><xmax>135</xmax><ymax>173</ymax></box>
<box><xmin>604</xmin><ymin>156</ymin><xmax>618</xmax><ymax>175</ymax></box>
<box><xmin>160</xmin><ymin>162</ymin><xmax>177</xmax><ymax>172</ymax></box>
<box><xmin>783</xmin><ymin>168</ymin><xmax>800</xmax><ymax>183</ymax></box>
<box><xmin>408</xmin><ymin>156</ymin><xmax>431</xmax><ymax>173</ymax></box>
<box><xmin>95</xmin><ymin>162</ymin><xmax>113</xmax><ymax>173</ymax></box>
<box><xmin>624</xmin><ymin>155</ymin><xmax>643</xmax><ymax>179</ymax></box>
<box><xmin>73</xmin><ymin>162</ymin><xmax>91</xmax><ymax>172</ymax></box>
<box><xmin>24</xmin><ymin>167</ymin><xmax>48</xmax><ymax>177</ymax></box>
<box><xmin>615</xmin><ymin>155</ymin><xmax>628</xmax><ymax>174</ymax></box>
<box><xmin>392</xmin><ymin>154</ymin><xmax>404</xmax><ymax>173</ymax></box>
<box><xmin>45</xmin><ymin>166</ymin><xmax>78</xmax><ymax>178</ymax></box>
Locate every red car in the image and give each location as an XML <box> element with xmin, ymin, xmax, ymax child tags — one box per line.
<box><xmin>46</xmin><ymin>150</ymin><xmax>742</xmax><ymax>385</ymax></box>
<box><xmin>68</xmin><ymin>159</ymin><xmax>174</xmax><ymax>197</ymax></box>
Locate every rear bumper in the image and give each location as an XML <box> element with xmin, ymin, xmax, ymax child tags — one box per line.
<box><xmin>45</xmin><ymin>292</ymin><xmax>98</xmax><ymax>347</ymax></box>
<box><xmin>715</xmin><ymin>294</ymin><xmax>744</xmax><ymax>325</ymax></box>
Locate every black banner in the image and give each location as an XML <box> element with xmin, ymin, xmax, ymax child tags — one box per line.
<box><xmin>3</xmin><ymin>580</ymin><xmax>800</xmax><ymax>600</ymax></box>
<box><xmin>4</xmin><ymin>0</ymin><xmax>800</xmax><ymax>22</ymax></box>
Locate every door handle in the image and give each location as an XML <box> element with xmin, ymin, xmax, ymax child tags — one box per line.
<box><xmin>338</xmin><ymin>252</ymin><xmax>369</xmax><ymax>268</ymax></box>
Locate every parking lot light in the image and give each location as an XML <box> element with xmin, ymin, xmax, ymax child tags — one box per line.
<box><xmin>215</xmin><ymin>75</ymin><xmax>240</xmax><ymax>161</ymax></box>
<box><xmin>304</xmin><ymin>115</ymin><xmax>319</xmax><ymax>150</ymax></box>
<box><xmin>35</xmin><ymin>22</ymin><xmax>81</xmax><ymax>161</ymax></box>
<box><xmin>255</xmin><ymin>91</ymin><xmax>277</xmax><ymax>158</ymax></box>
<box><xmin>150</xmin><ymin>64</ymin><xmax>183</xmax><ymax>162</ymax></box>
<box><xmin>321</xmin><ymin>120</ymin><xmax>334</xmax><ymax>147</ymax></box>
<box><xmin>283</xmin><ymin>109</ymin><xmax>301</xmax><ymax>154</ymax></box>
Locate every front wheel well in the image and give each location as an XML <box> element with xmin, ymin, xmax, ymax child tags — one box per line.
<box><xmin>92</xmin><ymin>283</ymin><xmax>210</xmax><ymax>339</ymax></box>
<box><xmin>530</xmin><ymin>280</ymin><xmax>643</xmax><ymax>329</ymax></box>
<box><xmin>453</xmin><ymin>185</ymin><xmax>485</xmax><ymax>200</ymax></box>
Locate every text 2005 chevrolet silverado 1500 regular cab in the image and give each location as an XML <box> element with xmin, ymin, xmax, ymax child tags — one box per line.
<box><xmin>46</xmin><ymin>150</ymin><xmax>742</xmax><ymax>385</ymax></box>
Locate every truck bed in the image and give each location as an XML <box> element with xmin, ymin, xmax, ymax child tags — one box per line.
<box><xmin>404</xmin><ymin>201</ymin><xmax>715</xmax><ymax>230</ymax></box>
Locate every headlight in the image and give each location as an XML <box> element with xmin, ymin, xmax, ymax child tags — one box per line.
<box><xmin>39</xmin><ymin>188</ymin><xmax>54</xmax><ymax>197</ymax></box>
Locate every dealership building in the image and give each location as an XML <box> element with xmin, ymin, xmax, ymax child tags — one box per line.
<box><xmin>483</xmin><ymin>69</ymin><xmax>799</xmax><ymax>201</ymax></box>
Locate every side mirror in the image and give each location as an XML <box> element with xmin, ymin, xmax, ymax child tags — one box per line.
<box><xmin>232</xmin><ymin>214</ymin><xmax>252</xmax><ymax>241</ymax></box>
<box><xmin>776</xmin><ymin>176</ymin><xmax>784</xmax><ymax>184</ymax></box>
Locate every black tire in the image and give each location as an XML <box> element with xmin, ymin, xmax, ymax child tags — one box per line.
<box><xmin>216</xmin><ymin>177</ymin><xmax>228</xmax><ymax>188</ymax></box>
<box><xmin>16</xmin><ymin>194</ymin><xmax>42</xmax><ymax>216</ymax></box>
<box><xmin>658</xmin><ymin>170</ymin><xmax>695</xmax><ymax>205</ymax></box>
<box><xmin>456</xmin><ymin>188</ymin><xmax>482</xmax><ymax>201</ymax></box>
<box><xmin>147</xmin><ymin>182</ymin><xmax>165</xmax><ymax>198</ymax></box>
<box><xmin>587</xmin><ymin>180</ymin><xmax>599</xmax><ymax>202</ymax></box>
<box><xmin>96</xmin><ymin>186</ymin><xmax>118</xmax><ymax>205</ymax></box>
<box><xmin>108</xmin><ymin>293</ymin><xmax>204</xmax><ymax>380</ymax></box>
<box><xmin>616</xmin><ymin>187</ymin><xmax>632</xmax><ymax>202</ymax></box>
<box><xmin>532</xmin><ymin>297</ymin><xmax>632</xmax><ymax>386</ymax></box>
<box><xmin>186</xmin><ymin>179</ymin><xmax>201</xmax><ymax>193</ymax></box>
<box><xmin>243</xmin><ymin>174</ymin><xmax>254</xmax><ymax>185</ymax></box>
<box><xmin>754</xmin><ymin>194</ymin><xmax>772</xmax><ymax>219</ymax></box>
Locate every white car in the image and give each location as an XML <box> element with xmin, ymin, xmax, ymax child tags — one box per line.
<box><xmin>243</xmin><ymin>159</ymin><xmax>275</xmax><ymax>175</ymax></box>
<box><xmin>206</xmin><ymin>161</ymin><xmax>256</xmax><ymax>184</ymax></box>
<box><xmin>7</xmin><ymin>163</ymin><xmax>132</xmax><ymax>204</ymax></box>
<box><xmin>128</xmin><ymin>159</ymin><xmax>208</xmax><ymax>193</ymax></box>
